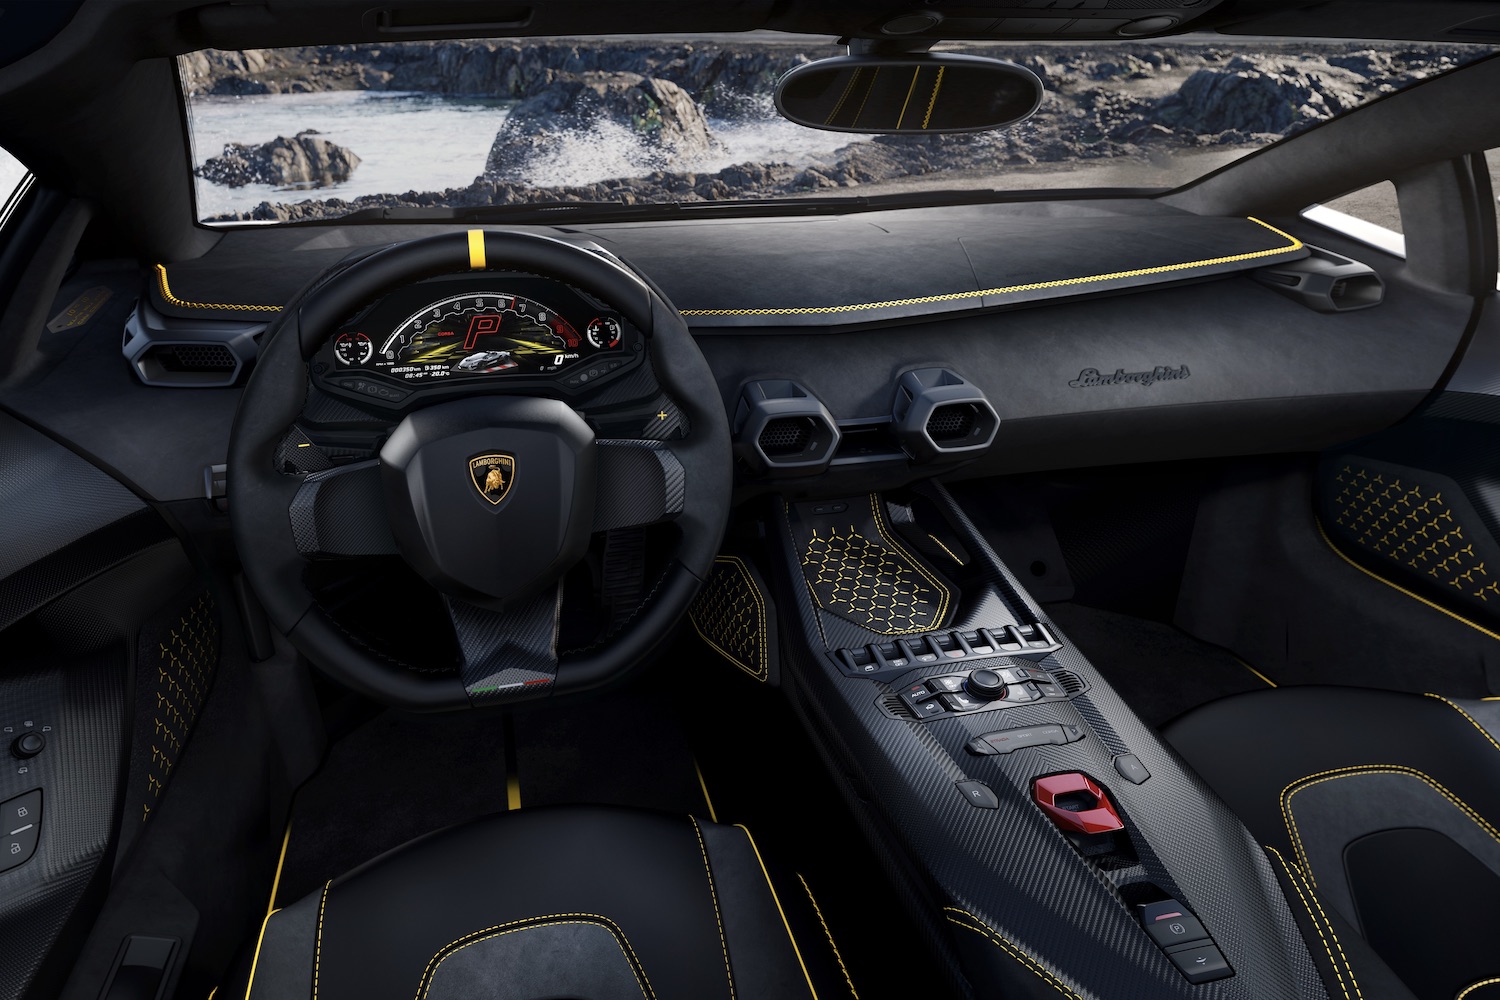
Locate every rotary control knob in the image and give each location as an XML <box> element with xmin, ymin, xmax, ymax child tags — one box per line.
<box><xmin>11</xmin><ymin>732</ymin><xmax>44</xmax><ymax>759</ymax></box>
<box><xmin>965</xmin><ymin>668</ymin><xmax>1008</xmax><ymax>701</ymax></box>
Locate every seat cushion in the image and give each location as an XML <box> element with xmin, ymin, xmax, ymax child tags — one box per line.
<box><xmin>225</xmin><ymin>806</ymin><xmax>832</xmax><ymax>1000</ymax></box>
<box><xmin>1165</xmin><ymin>686</ymin><xmax>1500</xmax><ymax>1000</ymax></box>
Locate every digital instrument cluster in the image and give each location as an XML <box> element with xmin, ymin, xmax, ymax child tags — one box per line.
<box><xmin>315</xmin><ymin>275</ymin><xmax>638</xmax><ymax>401</ymax></box>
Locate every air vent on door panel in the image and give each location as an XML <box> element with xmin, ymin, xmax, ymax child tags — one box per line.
<box><xmin>891</xmin><ymin>368</ymin><xmax>1000</xmax><ymax>464</ymax></box>
<box><xmin>733</xmin><ymin>380</ymin><xmax>840</xmax><ymax>477</ymax></box>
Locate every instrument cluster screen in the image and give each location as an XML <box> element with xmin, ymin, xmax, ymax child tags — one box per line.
<box><xmin>320</xmin><ymin>275</ymin><xmax>635</xmax><ymax>390</ymax></box>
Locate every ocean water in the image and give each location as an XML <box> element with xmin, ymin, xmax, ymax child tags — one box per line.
<box><xmin>188</xmin><ymin>89</ymin><xmax>864</xmax><ymax>219</ymax></box>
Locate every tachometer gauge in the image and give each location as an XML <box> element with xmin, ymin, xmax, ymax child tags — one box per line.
<box><xmin>586</xmin><ymin>316</ymin><xmax>622</xmax><ymax>349</ymax></box>
<box><xmin>334</xmin><ymin>332</ymin><xmax>373</xmax><ymax>366</ymax></box>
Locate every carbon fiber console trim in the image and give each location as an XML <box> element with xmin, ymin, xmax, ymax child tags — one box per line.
<box><xmin>772</xmin><ymin>485</ymin><xmax>1329</xmax><ymax>999</ymax></box>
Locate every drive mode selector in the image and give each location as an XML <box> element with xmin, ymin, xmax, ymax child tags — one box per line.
<box><xmin>966</xmin><ymin>668</ymin><xmax>1008</xmax><ymax>700</ymax></box>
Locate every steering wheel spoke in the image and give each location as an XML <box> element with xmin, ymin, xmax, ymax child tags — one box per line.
<box><xmin>591</xmin><ymin>439</ymin><xmax>686</xmax><ymax>532</ymax></box>
<box><xmin>446</xmin><ymin>589</ymin><xmax>562</xmax><ymax>701</ymax></box>
<box><xmin>288</xmin><ymin>459</ymin><xmax>399</xmax><ymax>557</ymax></box>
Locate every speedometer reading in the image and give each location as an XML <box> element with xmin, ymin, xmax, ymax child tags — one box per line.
<box><xmin>377</xmin><ymin>293</ymin><xmax>586</xmax><ymax>383</ymax></box>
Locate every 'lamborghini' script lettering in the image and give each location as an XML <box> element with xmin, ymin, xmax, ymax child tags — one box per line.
<box><xmin>1069</xmin><ymin>365</ymin><xmax>1190</xmax><ymax>388</ymax></box>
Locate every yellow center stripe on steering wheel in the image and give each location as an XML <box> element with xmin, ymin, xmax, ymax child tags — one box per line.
<box><xmin>467</xmin><ymin>229</ymin><xmax>487</xmax><ymax>270</ymax></box>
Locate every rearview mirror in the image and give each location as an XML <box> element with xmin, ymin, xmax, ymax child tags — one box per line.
<box><xmin>774</xmin><ymin>53</ymin><xmax>1044</xmax><ymax>134</ymax></box>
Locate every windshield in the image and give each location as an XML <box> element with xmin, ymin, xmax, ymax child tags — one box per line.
<box><xmin>179</xmin><ymin>35</ymin><xmax>1494</xmax><ymax>224</ymax></box>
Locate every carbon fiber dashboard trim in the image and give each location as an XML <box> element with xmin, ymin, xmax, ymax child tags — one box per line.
<box><xmin>772</xmin><ymin>485</ymin><xmax>1328</xmax><ymax>1000</ymax></box>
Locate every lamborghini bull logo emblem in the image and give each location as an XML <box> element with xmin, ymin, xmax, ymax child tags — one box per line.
<box><xmin>469</xmin><ymin>453</ymin><xmax>515</xmax><ymax>506</ymax></box>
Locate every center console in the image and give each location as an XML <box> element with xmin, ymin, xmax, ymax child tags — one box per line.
<box><xmin>762</xmin><ymin>482</ymin><xmax>1330</xmax><ymax>999</ymax></box>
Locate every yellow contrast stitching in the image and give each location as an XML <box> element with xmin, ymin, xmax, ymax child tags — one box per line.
<box><xmin>679</xmin><ymin>218</ymin><xmax>1303</xmax><ymax>316</ymax></box>
<box><xmin>922</xmin><ymin>66</ymin><xmax>945</xmax><ymax>129</ymax></box>
<box><xmin>1460</xmin><ymin>977</ymin><xmax>1500</xmax><ymax>998</ymax></box>
<box><xmin>926</xmin><ymin>533</ymin><xmax>965</xmax><ymax>566</ymax></box>
<box><xmin>692</xmin><ymin>817</ymin><xmax>736</xmax><ymax>1000</ymax></box>
<box><xmin>689</xmin><ymin>555</ymin><xmax>769</xmax><ymax>681</ymax></box>
<box><xmin>736</xmin><ymin>824</ymin><xmax>819</xmax><ymax>999</ymax></box>
<box><xmin>1265</xmin><ymin>847</ymin><xmax>1359</xmax><ymax>1000</ymax></box>
<box><xmin>1423</xmin><ymin>692</ymin><xmax>1500</xmax><ymax>754</ymax></box>
<box><xmin>1317</xmin><ymin>519</ymin><xmax>1500</xmax><ymax>642</ymax></box>
<box><xmin>797</xmin><ymin>874</ymin><xmax>860</xmax><ymax>999</ymax></box>
<box><xmin>1281</xmin><ymin>765</ymin><xmax>1500</xmax><ymax>883</ymax></box>
<box><xmin>413</xmin><ymin>914</ymin><xmax>653</xmax><ymax>1000</ymax></box>
<box><xmin>154</xmin><ymin>264</ymin><xmax>280</xmax><ymax>313</ymax></box>
<box><xmin>942</xmin><ymin>907</ymin><xmax>1081</xmax><ymax>999</ymax></box>
<box><xmin>313</xmin><ymin>881</ymin><xmax>330</xmax><ymax>999</ymax></box>
<box><xmin>866</xmin><ymin>493</ymin><xmax>952</xmax><ymax>628</ymax></box>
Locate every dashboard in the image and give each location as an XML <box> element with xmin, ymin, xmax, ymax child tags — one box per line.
<box><xmin>312</xmin><ymin>274</ymin><xmax>642</xmax><ymax>404</ymax></box>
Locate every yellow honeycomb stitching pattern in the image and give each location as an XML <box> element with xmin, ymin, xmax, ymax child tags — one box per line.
<box><xmin>801</xmin><ymin>495</ymin><xmax>950</xmax><ymax>635</ymax></box>
<box><xmin>143</xmin><ymin>593</ymin><xmax>218</xmax><ymax>823</ymax></box>
<box><xmin>1331</xmin><ymin>466</ymin><xmax>1499</xmax><ymax>603</ymax></box>
<box><xmin>689</xmin><ymin>556</ymin><xmax>770</xmax><ymax>682</ymax></box>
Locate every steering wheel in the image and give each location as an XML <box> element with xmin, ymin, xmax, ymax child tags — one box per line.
<box><xmin>228</xmin><ymin>230</ymin><xmax>731</xmax><ymax>710</ymax></box>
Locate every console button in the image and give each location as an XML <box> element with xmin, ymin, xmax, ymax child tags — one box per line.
<box><xmin>1005</xmin><ymin>682</ymin><xmax>1040</xmax><ymax>703</ymax></box>
<box><xmin>955</xmin><ymin>780</ymin><xmax>999</xmax><ymax>809</ymax></box>
<box><xmin>911</xmin><ymin>698</ymin><xmax>945</xmax><ymax>719</ymax></box>
<box><xmin>904</xmin><ymin>682</ymin><xmax>935</xmax><ymax>700</ymax></box>
<box><xmin>966</xmin><ymin>737</ymin><xmax>999</xmax><ymax>756</ymax></box>
<box><xmin>929</xmin><ymin>676</ymin><xmax>966</xmax><ymax>693</ymax></box>
<box><xmin>1165</xmin><ymin>942</ymin><xmax>1232</xmax><ymax>983</ymax></box>
<box><xmin>1114</xmin><ymin>754</ymin><xmax>1150</xmax><ymax>784</ymax></box>
<box><xmin>942</xmin><ymin>691</ymin><xmax>985</xmax><ymax>712</ymax></box>
<box><xmin>1036</xmin><ymin>681</ymin><xmax>1066</xmax><ymax>699</ymax></box>
<box><xmin>1140</xmin><ymin>901</ymin><xmax>1209</xmax><ymax>949</ymax></box>
<box><xmin>0</xmin><ymin>789</ymin><xmax>42</xmax><ymax>874</ymax></box>
<box><xmin>982</xmin><ymin>725</ymin><xmax>1066</xmax><ymax>753</ymax></box>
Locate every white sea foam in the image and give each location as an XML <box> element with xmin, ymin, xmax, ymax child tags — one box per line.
<box><xmin>187</xmin><ymin>89</ymin><xmax>863</xmax><ymax>216</ymax></box>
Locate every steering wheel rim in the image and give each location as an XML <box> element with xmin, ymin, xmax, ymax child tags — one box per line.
<box><xmin>228</xmin><ymin>229</ymin><xmax>731</xmax><ymax>709</ymax></box>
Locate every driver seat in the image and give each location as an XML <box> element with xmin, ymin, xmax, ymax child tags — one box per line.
<box><xmin>223</xmin><ymin>806</ymin><xmax>840</xmax><ymax>1000</ymax></box>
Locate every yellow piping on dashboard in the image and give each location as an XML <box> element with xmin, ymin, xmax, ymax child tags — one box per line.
<box><xmin>678</xmin><ymin>217</ymin><xmax>1304</xmax><ymax>317</ymax></box>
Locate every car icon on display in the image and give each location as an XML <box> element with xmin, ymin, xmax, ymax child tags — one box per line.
<box><xmin>455</xmin><ymin>350</ymin><xmax>517</xmax><ymax>373</ymax></box>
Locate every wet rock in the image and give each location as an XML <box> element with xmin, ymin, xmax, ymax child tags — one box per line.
<box><xmin>484</xmin><ymin>73</ymin><xmax>722</xmax><ymax>180</ymax></box>
<box><xmin>196</xmin><ymin>130</ymin><xmax>361</xmax><ymax>188</ymax></box>
<box><xmin>1153</xmin><ymin>57</ymin><xmax>1369</xmax><ymax>136</ymax></box>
